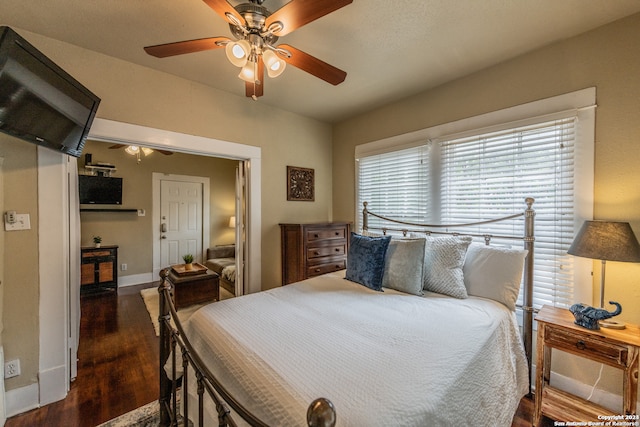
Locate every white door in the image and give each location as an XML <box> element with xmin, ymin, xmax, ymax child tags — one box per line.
<box><xmin>160</xmin><ymin>179</ymin><xmax>204</xmax><ymax>266</ymax></box>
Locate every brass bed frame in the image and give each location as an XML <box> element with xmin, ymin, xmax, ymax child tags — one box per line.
<box><xmin>158</xmin><ymin>197</ymin><xmax>535</xmax><ymax>426</ymax></box>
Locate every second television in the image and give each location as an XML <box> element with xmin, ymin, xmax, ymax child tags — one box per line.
<box><xmin>79</xmin><ymin>175</ymin><xmax>122</xmax><ymax>205</ymax></box>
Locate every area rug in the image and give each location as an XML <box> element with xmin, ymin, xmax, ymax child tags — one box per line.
<box><xmin>97</xmin><ymin>400</ymin><xmax>160</xmax><ymax>427</ymax></box>
<box><xmin>97</xmin><ymin>396</ymin><xmax>190</xmax><ymax>427</ymax></box>
<box><xmin>141</xmin><ymin>287</ymin><xmax>233</xmax><ymax>336</ymax></box>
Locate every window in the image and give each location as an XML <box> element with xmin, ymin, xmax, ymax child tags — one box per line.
<box><xmin>357</xmin><ymin>144</ymin><xmax>431</xmax><ymax>228</ymax></box>
<box><xmin>355</xmin><ymin>89</ymin><xmax>595</xmax><ymax>310</ymax></box>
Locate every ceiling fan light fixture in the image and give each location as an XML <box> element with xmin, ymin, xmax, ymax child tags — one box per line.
<box><xmin>141</xmin><ymin>147</ymin><xmax>154</xmax><ymax>156</ymax></box>
<box><xmin>263</xmin><ymin>49</ymin><xmax>286</xmax><ymax>78</ymax></box>
<box><xmin>225</xmin><ymin>39</ymin><xmax>251</xmax><ymax>67</ymax></box>
<box><xmin>125</xmin><ymin>145</ymin><xmax>140</xmax><ymax>156</ymax></box>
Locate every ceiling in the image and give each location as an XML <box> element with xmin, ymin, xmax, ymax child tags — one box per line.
<box><xmin>3</xmin><ymin>1</ymin><xmax>640</xmax><ymax>123</ymax></box>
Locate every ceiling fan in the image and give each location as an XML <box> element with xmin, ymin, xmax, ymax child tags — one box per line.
<box><xmin>109</xmin><ymin>144</ymin><xmax>173</xmax><ymax>164</ymax></box>
<box><xmin>144</xmin><ymin>0</ymin><xmax>352</xmax><ymax>99</ymax></box>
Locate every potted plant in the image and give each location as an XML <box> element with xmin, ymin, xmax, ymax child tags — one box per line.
<box><xmin>93</xmin><ymin>236</ymin><xmax>102</xmax><ymax>248</ymax></box>
<box><xmin>182</xmin><ymin>254</ymin><xmax>194</xmax><ymax>270</ymax></box>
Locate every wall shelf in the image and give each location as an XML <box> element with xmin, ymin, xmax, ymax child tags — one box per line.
<box><xmin>80</xmin><ymin>208</ymin><xmax>138</xmax><ymax>213</ymax></box>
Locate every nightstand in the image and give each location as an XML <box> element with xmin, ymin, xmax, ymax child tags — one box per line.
<box><xmin>534</xmin><ymin>305</ymin><xmax>639</xmax><ymax>426</ymax></box>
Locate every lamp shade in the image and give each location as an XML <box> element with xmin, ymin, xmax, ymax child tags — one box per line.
<box><xmin>229</xmin><ymin>216</ymin><xmax>236</xmax><ymax>228</ymax></box>
<box><xmin>225</xmin><ymin>40</ymin><xmax>251</xmax><ymax>67</ymax></box>
<box><xmin>124</xmin><ymin>145</ymin><xmax>140</xmax><ymax>155</ymax></box>
<box><xmin>238</xmin><ymin>60</ymin><xmax>256</xmax><ymax>82</ymax></box>
<box><xmin>568</xmin><ymin>220</ymin><xmax>640</xmax><ymax>262</ymax></box>
<box><xmin>263</xmin><ymin>49</ymin><xmax>286</xmax><ymax>78</ymax></box>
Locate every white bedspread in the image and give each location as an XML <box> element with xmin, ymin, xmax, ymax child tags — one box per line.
<box><xmin>183</xmin><ymin>270</ymin><xmax>529</xmax><ymax>426</ymax></box>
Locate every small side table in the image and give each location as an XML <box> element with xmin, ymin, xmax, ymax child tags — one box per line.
<box><xmin>167</xmin><ymin>268</ymin><xmax>219</xmax><ymax>310</ymax></box>
<box><xmin>534</xmin><ymin>305</ymin><xmax>640</xmax><ymax>426</ymax></box>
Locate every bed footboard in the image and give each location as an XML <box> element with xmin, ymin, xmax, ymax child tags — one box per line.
<box><xmin>158</xmin><ymin>268</ymin><xmax>337</xmax><ymax>427</ymax></box>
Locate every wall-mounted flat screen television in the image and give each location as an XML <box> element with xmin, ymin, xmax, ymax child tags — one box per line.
<box><xmin>79</xmin><ymin>175</ymin><xmax>123</xmax><ymax>205</ymax></box>
<box><xmin>0</xmin><ymin>26</ymin><xmax>101</xmax><ymax>158</ymax></box>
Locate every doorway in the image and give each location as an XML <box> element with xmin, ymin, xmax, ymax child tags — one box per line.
<box><xmin>51</xmin><ymin>119</ymin><xmax>262</xmax><ymax>402</ymax></box>
<box><xmin>86</xmin><ymin>118</ymin><xmax>262</xmax><ymax>293</ymax></box>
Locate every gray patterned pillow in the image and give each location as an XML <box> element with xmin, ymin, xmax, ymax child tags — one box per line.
<box><xmin>411</xmin><ymin>234</ymin><xmax>473</xmax><ymax>298</ymax></box>
<box><xmin>382</xmin><ymin>238</ymin><xmax>426</xmax><ymax>295</ymax></box>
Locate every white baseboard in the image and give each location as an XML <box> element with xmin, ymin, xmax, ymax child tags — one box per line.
<box><xmin>5</xmin><ymin>384</ymin><xmax>39</xmax><ymax>418</ymax></box>
<box><xmin>118</xmin><ymin>272</ymin><xmax>154</xmax><ymax>288</ymax></box>
<box><xmin>38</xmin><ymin>364</ymin><xmax>67</xmax><ymax>407</ymax></box>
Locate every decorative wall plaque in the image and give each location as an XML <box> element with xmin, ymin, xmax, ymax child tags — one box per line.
<box><xmin>287</xmin><ymin>166</ymin><xmax>315</xmax><ymax>201</ymax></box>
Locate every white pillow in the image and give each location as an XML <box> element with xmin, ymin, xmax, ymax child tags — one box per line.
<box><xmin>382</xmin><ymin>238</ymin><xmax>426</xmax><ymax>296</ymax></box>
<box><xmin>410</xmin><ymin>234</ymin><xmax>473</xmax><ymax>299</ymax></box>
<box><xmin>463</xmin><ymin>243</ymin><xmax>528</xmax><ymax>310</ymax></box>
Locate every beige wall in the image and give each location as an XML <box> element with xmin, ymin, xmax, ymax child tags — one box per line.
<box><xmin>333</xmin><ymin>13</ymin><xmax>640</xmax><ymax>403</ymax></box>
<box><xmin>79</xmin><ymin>140</ymin><xmax>238</xmax><ymax>276</ymax></box>
<box><xmin>0</xmin><ymin>137</ymin><xmax>40</xmax><ymax>390</ymax></box>
<box><xmin>1</xmin><ymin>28</ymin><xmax>334</xmax><ymax>392</ymax></box>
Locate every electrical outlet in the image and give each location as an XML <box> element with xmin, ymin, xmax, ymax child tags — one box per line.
<box><xmin>5</xmin><ymin>359</ymin><xmax>20</xmax><ymax>379</ymax></box>
<box><xmin>121</xmin><ymin>263</ymin><xmax>127</xmax><ymax>271</ymax></box>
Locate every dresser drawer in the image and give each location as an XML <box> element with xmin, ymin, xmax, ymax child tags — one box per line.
<box><xmin>545</xmin><ymin>325</ymin><xmax>629</xmax><ymax>367</ymax></box>
<box><xmin>306</xmin><ymin>226</ymin><xmax>347</xmax><ymax>242</ymax></box>
<box><xmin>307</xmin><ymin>260</ymin><xmax>346</xmax><ymax>277</ymax></box>
<box><xmin>82</xmin><ymin>249</ymin><xmax>115</xmax><ymax>259</ymax></box>
<box><xmin>307</xmin><ymin>244</ymin><xmax>346</xmax><ymax>260</ymax></box>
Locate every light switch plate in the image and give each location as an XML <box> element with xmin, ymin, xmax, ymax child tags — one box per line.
<box><xmin>4</xmin><ymin>213</ymin><xmax>31</xmax><ymax>231</ymax></box>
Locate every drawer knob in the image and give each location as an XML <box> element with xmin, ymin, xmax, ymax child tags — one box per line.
<box><xmin>335</xmin><ymin>232</ymin><xmax>339</xmax><ymax>235</ymax></box>
<box><xmin>314</xmin><ymin>251</ymin><xmax>320</xmax><ymax>256</ymax></box>
<box><xmin>335</xmin><ymin>248</ymin><xmax>340</xmax><ymax>252</ymax></box>
<box><xmin>315</xmin><ymin>268</ymin><xmax>321</xmax><ymax>273</ymax></box>
<box><xmin>314</xmin><ymin>234</ymin><xmax>319</xmax><ymax>238</ymax></box>
<box><xmin>576</xmin><ymin>340</ymin><xmax>586</xmax><ymax>350</ymax></box>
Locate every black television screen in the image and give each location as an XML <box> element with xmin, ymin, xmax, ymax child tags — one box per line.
<box><xmin>79</xmin><ymin>175</ymin><xmax>123</xmax><ymax>205</ymax></box>
<box><xmin>0</xmin><ymin>26</ymin><xmax>100</xmax><ymax>157</ymax></box>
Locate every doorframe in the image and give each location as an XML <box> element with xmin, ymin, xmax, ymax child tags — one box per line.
<box><xmin>29</xmin><ymin>118</ymin><xmax>262</xmax><ymax>414</ymax></box>
<box><xmin>152</xmin><ymin>173</ymin><xmax>211</xmax><ymax>277</ymax></box>
<box><xmin>87</xmin><ymin>118</ymin><xmax>262</xmax><ymax>294</ymax></box>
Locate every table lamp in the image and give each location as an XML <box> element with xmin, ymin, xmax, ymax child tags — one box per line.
<box><xmin>567</xmin><ymin>220</ymin><xmax>640</xmax><ymax>328</ymax></box>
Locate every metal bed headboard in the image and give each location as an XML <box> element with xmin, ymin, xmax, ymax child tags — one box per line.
<box><xmin>362</xmin><ymin>197</ymin><xmax>535</xmax><ymax>393</ymax></box>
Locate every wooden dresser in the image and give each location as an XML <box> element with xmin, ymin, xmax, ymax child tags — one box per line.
<box><xmin>279</xmin><ymin>222</ymin><xmax>351</xmax><ymax>285</ymax></box>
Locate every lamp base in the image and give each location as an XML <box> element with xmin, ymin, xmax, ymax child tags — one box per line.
<box><xmin>599</xmin><ymin>319</ymin><xmax>626</xmax><ymax>329</ymax></box>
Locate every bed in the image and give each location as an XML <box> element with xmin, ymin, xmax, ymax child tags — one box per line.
<box><xmin>158</xmin><ymin>198</ymin><xmax>536</xmax><ymax>427</ymax></box>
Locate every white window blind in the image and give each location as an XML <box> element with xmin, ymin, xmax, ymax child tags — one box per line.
<box><xmin>439</xmin><ymin>118</ymin><xmax>577</xmax><ymax>309</ymax></box>
<box><xmin>357</xmin><ymin>144</ymin><xmax>431</xmax><ymax>231</ymax></box>
<box><xmin>357</xmin><ymin>116</ymin><xmax>584</xmax><ymax>310</ymax></box>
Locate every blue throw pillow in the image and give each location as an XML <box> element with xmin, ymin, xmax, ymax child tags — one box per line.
<box><xmin>345</xmin><ymin>233</ymin><xmax>391</xmax><ymax>291</ymax></box>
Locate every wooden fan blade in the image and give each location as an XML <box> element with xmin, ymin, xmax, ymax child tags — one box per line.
<box><xmin>266</xmin><ymin>0</ymin><xmax>353</xmax><ymax>37</ymax></box>
<box><xmin>108</xmin><ymin>144</ymin><xmax>125</xmax><ymax>149</ymax></box>
<box><xmin>144</xmin><ymin>36</ymin><xmax>230</xmax><ymax>58</ymax></box>
<box><xmin>278</xmin><ymin>44</ymin><xmax>346</xmax><ymax>85</ymax></box>
<box><xmin>156</xmin><ymin>150</ymin><xmax>174</xmax><ymax>156</ymax></box>
<box><xmin>202</xmin><ymin>0</ymin><xmax>243</xmax><ymax>25</ymax></box>
<box><xmin>245</xmin><ymin>58</ymin><xmax>264</xmax><ymax>99</ymax></box>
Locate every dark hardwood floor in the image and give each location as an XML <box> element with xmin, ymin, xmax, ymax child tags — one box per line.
<box><xmin>6</xmin><ymin>283</ymin><xmax>159</xmax><ymax>427</ymax></box>
<box><xmin>5</xmin><ymin>282</ymin><xmax>553</xmax><ymax>427</ymax></box>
